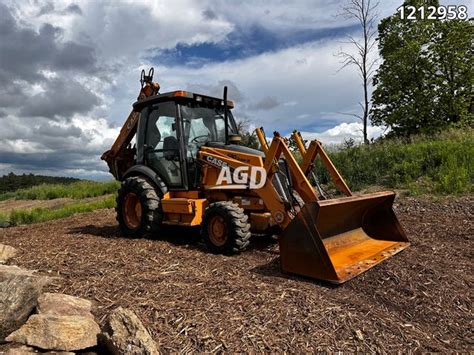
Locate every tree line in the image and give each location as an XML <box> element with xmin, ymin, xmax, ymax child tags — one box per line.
<box><xmin>0</xmin><ymin>172</ymin><xmax>80</xmax><ymax>194</ymax></box>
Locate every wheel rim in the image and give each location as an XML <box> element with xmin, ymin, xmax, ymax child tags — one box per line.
<box><xmin>123</xmin><ymin>192</ymin><xmax>142</xmax><ymax>229</ymax></box>
<box><xmin>208</xmin><ymin>215</ymin><xmax>228</xmax><ymax>247</ymax></box>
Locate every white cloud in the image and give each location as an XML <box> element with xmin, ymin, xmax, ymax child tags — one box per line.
<box><xmin>71</xmin><ymin>116</ymin><xmax>120</xmax><ymax>150</ymax></box>
<box><xmin>207</xmin><ymin>0</ymin><xmax>405</xmax><ymax>33</ymax></box>
<box><xmin>2</xmin><ymin>139</ymin><xmax>54</xmax><ymax>154</ymax></box>
<box><xmin>160</xmin><ymin>39</ymin><xmax>364</xmax><ymax>133</ymax></box>
<box><xmin>7</xmin><ymin>0</ymin><xmax>234</xmax><ymax>57</ymax></box>
<box><xmin>299</xmin><ymin>122</ymin><xmax>386</xmax><ymax>145</ymax></box>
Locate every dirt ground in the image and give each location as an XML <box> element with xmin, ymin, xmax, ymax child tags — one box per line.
<box><xmin>0</xmin><ymin>196</ymin><xmax>472</xmax><ymax>352</ymax></box>
<box><xmin>0</xmin><ymin>198</ymin><xmax>73</xmax><ymax>214</ymax></box>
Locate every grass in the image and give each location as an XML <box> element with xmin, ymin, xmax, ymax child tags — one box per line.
<box><xmin>314</xmin><ymin>128</ymin><xmax>473</xmax><ymax>195</ymax></box>
<box><xmin>0</xmin><ymin>212</ymin><xmax>9</xmax><ymax>226</ymax></box>
<box><xmin>0</xmin><ymin>180</ymin><xmax>120</xmax><ymax>201</ymax></box>
<box><xmin>0</xmin><ymin>195</ymin><xmax>116</xmax><ymax>226</ymax></box>
<box><xmin>0</xmin><ymin>179</ymin><xmax>119</xmax><ymax>226</ymax></box>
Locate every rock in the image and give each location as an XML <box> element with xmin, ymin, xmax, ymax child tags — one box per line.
<box><xmin>0</xmin><ymin>244</ymin><xmax>17</xmax><ymax>263</ymax></box>
<box><xmin>37</xmin><ymin>293</ymin><xmax>94</xmax><ymax>318</ymax></box>
<box><xmin>5</xmin><ymin>345</ymin><xmax>37</xmax><ymax>354</ymax></box>
<box><xmin>0</xmin><ymin>265</ymin><xmax>52</xmax><ymax>340</ymax></box>
<box><xmin>6</xmin><ymin>314</ymin><xmax>100</xmax><ymax>352</ymax></box>
<box><xmin>6</xmin><ymin>345</ymin><xmax>75</xmax><ymax>355</ymax></box>
<box><xmin>99</xmin><ymin>307</ymin><xmax>158</xmax><ymax>355</ymax></box>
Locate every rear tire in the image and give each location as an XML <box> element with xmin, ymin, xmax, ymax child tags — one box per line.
<box><xmin>201</xmin><ymin>202</ymin><xmax>251</xmax><ymax>255</ymax></box>
<box><xmin>116</xmin><ymin>176</ymin><xmax>163</xmax><ymax>238</ymax></box>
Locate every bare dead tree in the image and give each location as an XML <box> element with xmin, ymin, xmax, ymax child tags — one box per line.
<box><xmin>337</xmin><ymin>0</ymin><xmax>379</xmax><ymax>144</ymax></box>
<box><xmin>235</xmin><ymin>117</ymin><xmax>252</xmax><ymax>133</ymax></box>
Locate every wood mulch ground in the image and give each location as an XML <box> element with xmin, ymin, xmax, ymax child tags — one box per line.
<box><xmin>0</xmin><ymin>196</ymin><xmax>472</xmax><ymax>352</ymax></box>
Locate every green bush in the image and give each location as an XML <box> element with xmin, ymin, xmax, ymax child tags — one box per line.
<box><xmin>314</xmin><ymin>128</ymin><xmax>473</xmax><ymax>195</ymax></box>
<box><xmin>0</xmin><ymin>212</ymin><xmax>9</xmax><ymax>226</ymax></box>
<box><xmin>0</xmin><ymin>180</ymin><xmax>120</xmax><ymax>201</ymax></box>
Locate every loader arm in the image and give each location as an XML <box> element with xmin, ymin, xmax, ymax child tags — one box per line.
<box><xmin>290</xmin><ymin>130</ymin><xmax>352</xmax><ymax>197</ymax></box>
<box><xmin>230</xmin><ymin>128</ymin><xmax>408</xmax><ymax>283</ymax></box>
<box><xmin>101</xmin><ymin>73</ymin><xmax>160</xmax><ymax>180</ymax></box>
<box><xmin>255</xmin><ymin>127</ymin><xmax>351</xmax><ymax>197</ymax></box>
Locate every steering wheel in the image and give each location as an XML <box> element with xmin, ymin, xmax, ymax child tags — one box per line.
<box><xmin>191</xmin><ymin>135</ymin><xmax>209</xmax><ymax>144</ymax></box>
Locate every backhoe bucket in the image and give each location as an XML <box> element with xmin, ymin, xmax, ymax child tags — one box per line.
<box><xmin>279</xmin><ymin>191</ymin><xmax>409</xmax><ymax>284</ymax></box>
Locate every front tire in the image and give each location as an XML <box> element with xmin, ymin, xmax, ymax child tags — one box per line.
<box><xmin>116</xmin><ymin>176</ymin><xmax>162</xmax><ymax>238</ymax></box>
<box><xmin>201</xmin><ymin>202</ymin><xmax>251</xmax><ymax>254</ymax></box>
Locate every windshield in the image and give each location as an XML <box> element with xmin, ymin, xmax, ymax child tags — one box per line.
<box><xmin>180</xmin><ymin>103</ymin><xmax>237</xmax><ymax>146</ymax></box>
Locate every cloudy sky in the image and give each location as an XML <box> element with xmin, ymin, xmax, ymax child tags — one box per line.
<box><xmin>0</xmin><ymin>0</ymin><xmax>471</xmax><ymax>179</ymax></box>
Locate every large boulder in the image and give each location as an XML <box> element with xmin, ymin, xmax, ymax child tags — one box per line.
<box><xmin>37</xmin><ymin>293</ymin><xmax>94</xmax><ymax>318</ymax></box>
<box><xmin>6</xmin><ymin>314</ymin><xmax>100</xmax><ymax>351</ymax></box>
<box><xmin>0</xmin><ymin>265</ymin><xmax>52</xmax><ymax>340</ymax></box>
<box><xmin>0</xmin><ymin>244</ymin><xmax>17</xmax><ymax>263</ymax></box>
<box><xmin>99</xmin><ymin>307</ymin><xmax>158</xmax><ymax>355</ymax></box>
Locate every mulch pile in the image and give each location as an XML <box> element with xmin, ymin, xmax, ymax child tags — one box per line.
<box><xmin>0</xmin><ymin>196</ymin><xmax>472</xmax><ymax>352</ymax></box>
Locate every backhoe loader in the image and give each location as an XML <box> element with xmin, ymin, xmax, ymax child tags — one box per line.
<box><xmin>102</xmin><ymin>68</ymin><xmax>409</xmax><ymax>284</ymax></box>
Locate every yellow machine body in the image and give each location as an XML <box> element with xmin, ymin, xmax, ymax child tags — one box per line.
<box><xmin>103</xmin><ymin>71</ymin><xmax>409</xmax><ymax>284</ymax></box>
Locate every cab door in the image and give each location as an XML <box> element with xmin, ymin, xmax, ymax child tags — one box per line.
<box><xmin>143</xmin><ymin>102</ymin><xmax>184</xmax><ymax>188</ymax></box>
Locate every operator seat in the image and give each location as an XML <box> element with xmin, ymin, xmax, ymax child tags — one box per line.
<box><xmin>146</xmin><ymin>120</ymin><xmax>182</xmax><ymax>185</ymax></box>
<box><xmin>161</xmin><ymin>136</ymin><xmax>181</xmax><ymax>185</ymax></box>
<box><xmin>163</xmin><ymin>136</ymin><xmax>179</xmax><ymax>160</ymax></box>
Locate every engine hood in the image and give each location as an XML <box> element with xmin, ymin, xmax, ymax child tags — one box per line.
<box><xmin>205</xmin><ymin>142</ymin><xmax>265</xmax><ymax>157</ymax></box>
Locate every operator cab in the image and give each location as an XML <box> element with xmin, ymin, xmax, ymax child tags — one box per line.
<box><xmin>133</xmin><ymin>90</ymin><xmax>239</xmax><ymax>190</ymax></box>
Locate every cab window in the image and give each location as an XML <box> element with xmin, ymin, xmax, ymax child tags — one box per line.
<box><xmin>143</xmin><ymin>102</ymin><xmax>182</xmax><ymax>187</ymax></box>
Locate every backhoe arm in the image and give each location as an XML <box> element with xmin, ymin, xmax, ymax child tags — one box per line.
<box><xmin>101</xmin><ymin>69</ymin><xmax>160</xmax><ymax>179</ymax></box>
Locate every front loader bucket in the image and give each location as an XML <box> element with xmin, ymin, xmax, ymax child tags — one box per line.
<box><xmin>279</xmin><ymin>191</ymin><xmax>409</xmax><ymax>284</ymax></box>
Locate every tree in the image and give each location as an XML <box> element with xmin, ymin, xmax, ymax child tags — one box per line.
<box><xmin>337</xmin><ymin>0</ymin><xmax>379</xmax><ymax>144</ymax></box>
<box><xmin>429</xmin><ymin>19</ymin><xmax>473</xmax><ymax>126</ymax></box>
<box><xmin>236</xmin><ymin>118</ymin><xmax>260</xmax><ymax>149</ymax></box>
<box><xmin>371</xmin><ymin>0</ymin><xmax>473</xmax><ymax>137</ymax></box>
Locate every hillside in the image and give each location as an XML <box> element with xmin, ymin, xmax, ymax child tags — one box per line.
<box><xmin>0</xmin><ymin>172</ymin><xmax>80</xmax><ymax>194</ymax></box>
<box><xmin>0</xmin><ymin>180</ymin><xmax>119</xmax><ymax>226</ymax></box>
<box><xmin>314</xmin><ymin>128</ymin><xmax>473</xmax><ymax>195</ymax></box>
